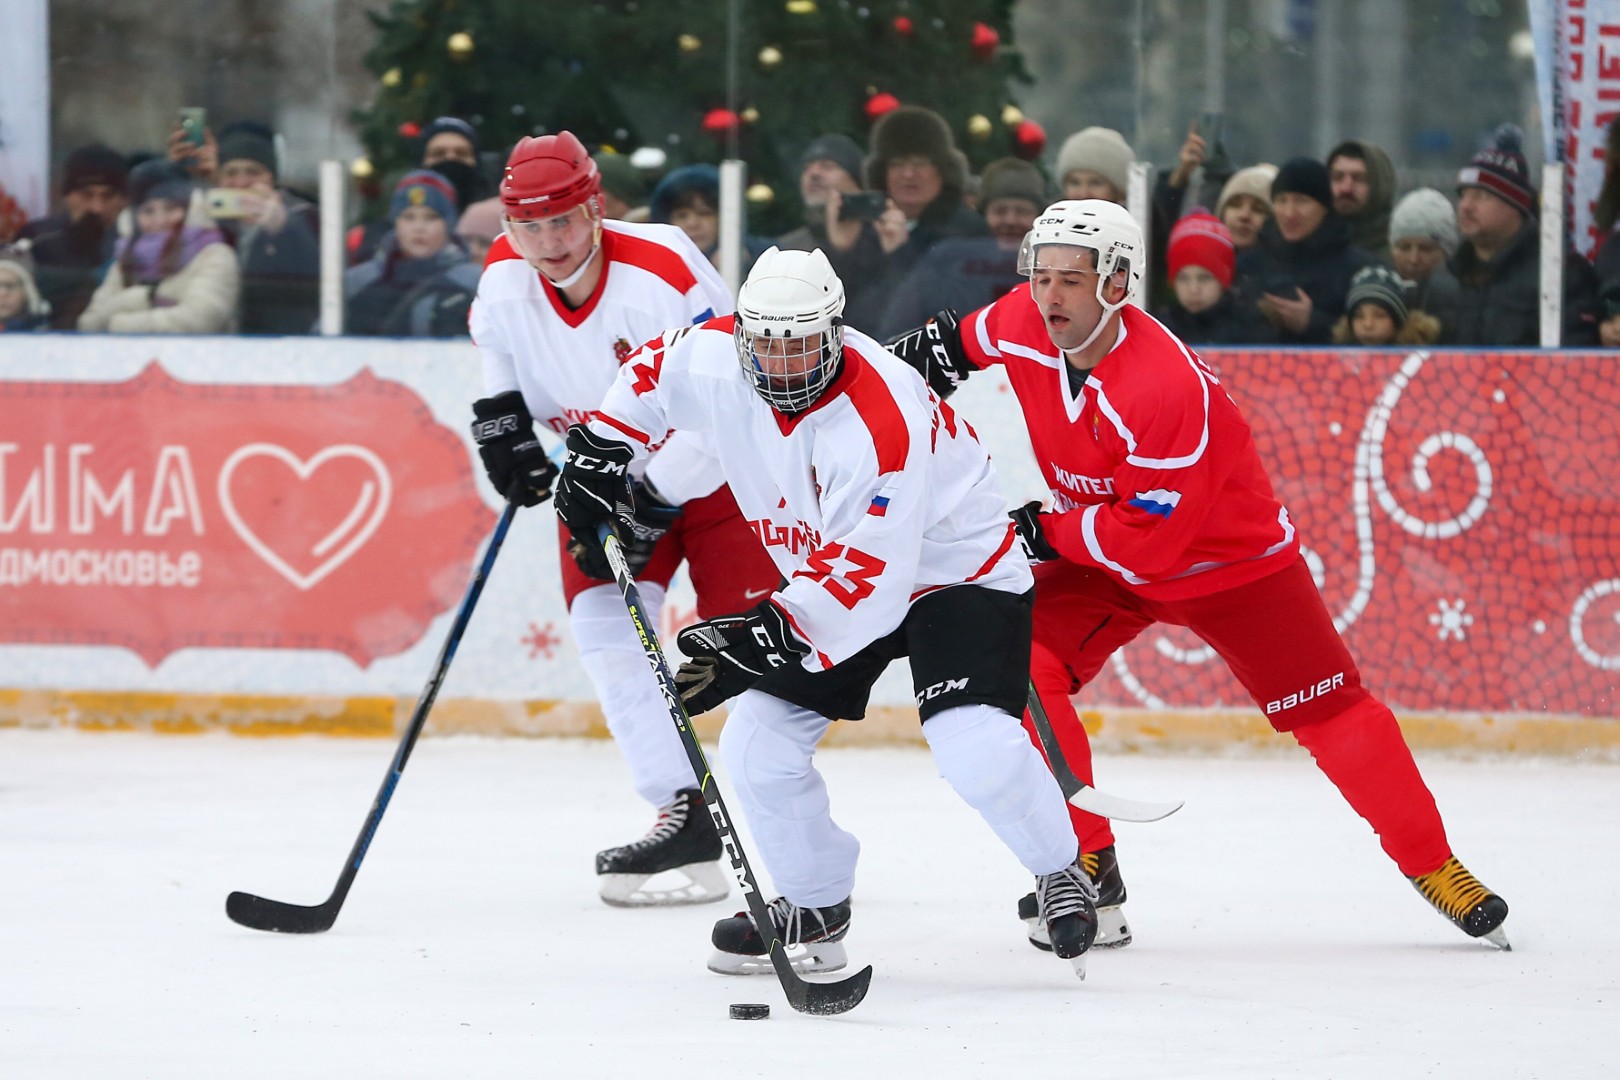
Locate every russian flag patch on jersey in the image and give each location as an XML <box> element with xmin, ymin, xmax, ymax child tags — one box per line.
<box><xmin>1128</xmin><ymin>488</ymin><xmax>1182</xmax><ymax>518</ymax></box>
<box><xmin>868</xmin><ymin>495</ymin><xmax>891</xmax><ymax>517</ymax></box>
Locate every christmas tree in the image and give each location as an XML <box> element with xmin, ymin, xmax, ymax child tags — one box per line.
<box><xmin>353</xmin><ymin>0</ymin><xmax>1039</xmax><ymax>231</ymax></box>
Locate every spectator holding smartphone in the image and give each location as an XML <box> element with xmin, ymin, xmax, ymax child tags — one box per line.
<box><xmin>78</xmin><ymin>159</ymin><xmax>239</xmax><ymax>334</ymax></box>
<box><xmin>1244</xmin><ymin>157</ymin><xmax>1375</xmax><ymax>344</ymax></box>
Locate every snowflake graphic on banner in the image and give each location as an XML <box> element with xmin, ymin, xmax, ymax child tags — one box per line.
<box><xmin>522</xmin><ymin>621</ymin><xmax>562</xmax><ymax>660</ymax></box>
<box><xmin>1428</xmin><ymin>598</ymin><xmax>1475</xmax><ymax>642</ymax></box>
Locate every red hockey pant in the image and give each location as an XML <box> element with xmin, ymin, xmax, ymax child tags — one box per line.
<box><xmin>1025</xmin><ymin>555</ymin><xmax>1452</xmax><ymax>878</ymax></box>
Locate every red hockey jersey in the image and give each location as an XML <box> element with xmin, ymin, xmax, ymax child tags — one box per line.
<box><xmin>959</xmin><ymin>290</ymin><xmax>1298</xmax><ymax>600</ymax></box>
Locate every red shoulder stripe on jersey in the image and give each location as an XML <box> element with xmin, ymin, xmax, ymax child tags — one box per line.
<box><xmin>607</xmin><ymin>228</ymin><xmax>701</xmax><ymax>294</ymax></box>
<box><xmin>484</xmin><ymin>232</ymin><xmax>520</xmax><ymax>268</ymax></box>
<box><xmin>593</xmin><ymin>411</ymin><xmax>654</xmax><ymax>446</ymax></box>
<box><xmin>769</xmin><ymin>349</ymin><xmax>909</xmax><ymax>474</ymax></box>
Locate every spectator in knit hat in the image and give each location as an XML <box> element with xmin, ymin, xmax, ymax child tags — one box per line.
<box><xmin>1242</xmin><ymin>156</ymin><xmax>1376</xmax><ymax>344</ymax></box>
<box><xmin>1389</xmin><ymin>188</ymin><xmax>1462</xmax><ymax>339</ymax></box>
<box><xmin>176</xmin><ymin>120</ymin><xmax>323</xmax><ymax>335</ymax></box>
<box><xmin>1450</xmin><ymin>124</ymin><xmax>1598</xmax><ymax>346</ymax></box>
<box><xmin>593</xmin><ymin>152</ymin><xmax>648</xmax><ymax>221</ymax></box>
<box><xmin>648</xmin><ymin>163</ymin><xmax>771</xmax><ymax>276</ymax></box>
<box><xmin>1157</xmin><ymin>208</ymin><xmax>1271</xmax><ymax>346</ymax></box>
<box><xmin>342</xmin><ymin>170</ymin><xmax>480</xmax><ymax>337</ymax></box>
<box><xmin>1217</xmin><ymin>163</ymin><xmax>1278</xmax><ymax>257</ymax></box>
<box><xmin>848</xmin><ymin>106</ymin><xmax>988</xmax><ymax>328</ymax></box>
<box><xmin>0</xmin><ymin>243</ymin><xmax>52</xmax><ymax>332</ymax></box>
<box><xmin>349</xmin><ymin>116</ymin><xmax>490</xmax><ymax>268</ymax></box>
<box><xmin>18</xmin><ymin>143</ymin><xmax>130</xmax><ymax>328</ymax></box>
<box><xmin>878</xmin><ymin>157</ymin><xmax>1046</xmax><ymax>338</ymax></box>
<box><xmin>777</xmin><ymin>133</ymin><xmax>866</xmax><ymax>252</ymax></box>
<box><xmin>1332</xmin><ymin>265</ymin><xmax>1440</xmax><ymax>347</ymax></box>
<box><xmin>1056</xmin><ymin>126</ymin><xmax>1132</xmax><ymax>203</ymax></box>
<box><xmin>79</xmin><ymin>160</ymin><xmax>239</xmax><ymax>334</ymax></box>
<box><xmin>455</xmin><ymin>196</ymin><xmax>504</xmax><ymax>264</ymax></box>
<box><xmin>1326</xmin><ymin>139</ymin><xmax>1398</xmax><ymax>260</ymax></box>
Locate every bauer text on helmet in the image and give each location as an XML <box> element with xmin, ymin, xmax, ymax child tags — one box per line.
<box><xmin>735</xmin><ymin>247</ymin><xmax>847</xmax><ymax>414</ymax></box>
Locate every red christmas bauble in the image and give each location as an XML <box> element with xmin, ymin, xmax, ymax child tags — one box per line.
<box><xmin>398</xmin><ymin>120</ymin><xmax>422</xmax><ymax>139</ymax></box>
<box><xmin>702</xmin><ymin>108</ymin><xmax>739</xmax><ymax>135</ymax></box>
<box><xmin>970</xmin><ymin>21</ymin><xmax>1000</xmax><ymax>61</ymax></box>
<box><xmin>1013</xmin><ymin>119</ymin><xmax>1047</xmax><ymax>160</ymax></box>
<box><xmin>892</xmin><ymin>16</ymin><xmax>913</xmax><ymax>35</ymax></box>
<box><xmin>864</xmin><ymin>92</ymin><xmax>901</xmax><ymax>121</ymax></box>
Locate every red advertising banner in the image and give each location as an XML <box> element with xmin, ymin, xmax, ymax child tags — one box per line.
<box><xmin>0</xmin><ymin>363</ymin><xmax>491</xmax><ymax>667</ymax></box>
<box><xmin>1084</xmin><ymin>348</ymin><xmax>1620</xmax><ymax>718</ymax></box>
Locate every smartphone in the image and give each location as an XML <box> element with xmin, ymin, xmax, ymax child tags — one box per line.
<box><xmin>1199</xmin><ymin>110</ymin><xmax>1232</xmax><ymax>178</ymax></box>
<box><xmin>205</xmin><ymin>188</ymin><xmax>250</xmax><ymax>219</ymax></box>
<box><xmin>1264</xmin><ymin>275</ymin><xmax>1300</xmax><ymax>297</ymax></box>
<box><xmin>178</xmin><ymin>107</ymin><xmax>208</xmax><ymax>147</ymax></box>
<box><xmin>838</xmin><ymin>191</ymin><xmax>888</xmax><ymax>222</ymax></box>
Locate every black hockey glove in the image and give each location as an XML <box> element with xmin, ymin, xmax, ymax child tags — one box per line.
<box><xmin>555</xmin><ymin>424</ymin><xmax>638</xmax><ymax>580</ymax></box>
<box><xmin>674</xmin><ymin>600</ymin><xmax>807</xmax><ymax>714</ymax></box>
<box><xmin>885</xmin><ymin>308</ymin><xmax>972</xmax><ymax>399</ymax></box>
<box><xmin>470</xmin><ymin>392</ymin><xmax>558</xmax><ymax>507</ymax></box>
<box><xmin>1010</xmin><ymin>500</ymin><xmax>1062</xmax><ymax>563</ymax></box>
<box><xmin>620</xmin><ymin>480</ymin><xmax>682</xmax><ymax>576</ymax></box>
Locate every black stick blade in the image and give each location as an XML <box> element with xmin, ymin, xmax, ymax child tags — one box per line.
<box><xmin>783</xmin><ymin>962</ymin><xmax>874</xmax><ymax>1016</ymax></box>
<box><xmin>226</xmin><ymin>890</ymin><xmax>339</xmax><ymax>934</ymax></box>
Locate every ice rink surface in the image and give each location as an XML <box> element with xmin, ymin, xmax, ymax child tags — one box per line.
<box><xmin>2</xmin><ymin>729</ymin><xmax>1615</xmax><ymax>1079</ymax></box>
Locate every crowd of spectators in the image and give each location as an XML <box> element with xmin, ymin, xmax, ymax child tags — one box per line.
<box><xmin>0</xmin><ymin>106</ymin><xmax>1611</xmax><ymax>348</ymax></box>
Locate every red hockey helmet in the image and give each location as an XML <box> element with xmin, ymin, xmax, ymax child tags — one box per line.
<box><xmin>500</xmin><ymin>132</ymin><xmax>601</xmax><ymax>221</ymax></box>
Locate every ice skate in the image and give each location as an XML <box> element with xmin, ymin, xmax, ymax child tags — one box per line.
<box><xmin>1409</xmin><ymin>855</ymin><xmax>1510</xmax><ymax>950</ymax></box>
<box><xmin>595</xmin><ymin>788</ymin><xmax>729</xmax><ymax>907</ymax></box>
<box><xmin>707</xmin><ymin>895</ymin><xmax>851</xmax><ymax>976</ymax></box>
<box><xmin>1034</xmin><ymin>861</ymin><xmax>1099</xmax><ymax>979</ymax></box>
<box><xmin>1020</xmin><ymin>845</ymin><xmax>1130</xmax><ymax>951</ymax></box>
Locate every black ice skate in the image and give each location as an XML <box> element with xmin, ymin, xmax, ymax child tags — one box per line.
<box><xmin>1409</xmin><ymin>855</ymin><xmax>1510</xmax><ymax>950</ymax></box>
<box><xmin>1032</xmin><ymin>861</ymin><xmax>1099</xmax><ymax>979</ymax></box>
<box><xmin>707</xmin><ymin>896</ymin><xmax>851</xmax><ymax>976</ymax></box>
<box><xmin>1019</xmin><ymin>845</ymin><xmax>1130</xmax><ymax>952</ymax></box>
<box><xmin>595</xmin><ymin>788</ymin><xmax>729</xmax><ymax>907</ymax></box>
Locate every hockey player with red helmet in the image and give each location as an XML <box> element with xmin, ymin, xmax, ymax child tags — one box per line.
<box><xmin>467</xmin><ymin>131</ymin><xmax>780</xmax><ymax>908</ymax></box>
<box><xmin>886</xmin><ymin>199</ymin><xmax>1510</xmax><ymax>953</ymax></box>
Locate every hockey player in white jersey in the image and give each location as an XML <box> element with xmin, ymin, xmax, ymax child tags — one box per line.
<box><xmin>467</xmin><ymin>132</ymin><xmax>781</xmax><ymax>907</ymax></box>
<box><xmin>553</xmin><ymin>247</ymin><xmax>1100</xmax><ymax>976</ymax></box>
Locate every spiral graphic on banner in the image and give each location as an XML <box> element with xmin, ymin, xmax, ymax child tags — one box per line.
<box><xmin>1570</xmin><ymin>580</ymin><xmax>1620</xmax><ymax>671</ymax></box>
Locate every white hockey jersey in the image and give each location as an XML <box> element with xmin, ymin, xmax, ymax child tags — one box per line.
<box><xmin>470</xmin><ymin>220</ymin><xmax>733</xmax><ymax>502</ymax></box>
<box><xmin>588</xmin><ymin>318</ymin><xmax>1032</xmax><ymax>670</ymax></box>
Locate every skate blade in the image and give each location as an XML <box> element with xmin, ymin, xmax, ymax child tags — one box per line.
<box><xmin>598</xmin><ymin>862</ymin><xmax>730</xmax><ymax>908</ymax></box>
<box><xmin>1481</xmin><ymin>924</ymin><xmax>1512</xmax><ymax>951</ymax></box>
<box><xmin>706</xmin><ymin>940</ymin><xmax>848</xmax><ymax>976</ymax></box>
<box><xmin>1024</xmin><ymin>904</ymin><xmax>1131</xmax><ymax>951</ymax></box>
<box><xmin>1067</xmin><ymin>952</ymin><xmax>1088</xmax><ymax>980</ymax></box>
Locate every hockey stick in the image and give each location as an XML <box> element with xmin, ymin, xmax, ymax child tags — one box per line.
<box><xmin>1026</xmin><ymin>682</ymin><xmax>1184</xmax><ymax>823</ymax></box>
<box><xmin>596</xmin><ymin>522</ymin><xmax>872</xmax><ymax>1017</ymax></box>
<box><xmin>225</xmin><ymin>502</ymin><xmax>519</xmax><ymax>934</ymax></box>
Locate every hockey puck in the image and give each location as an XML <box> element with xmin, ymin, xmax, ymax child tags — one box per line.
<box><xmin>729</xmin><ymin>1002</ymin><xmax>770</xmax><ymax>1020</ymax></box>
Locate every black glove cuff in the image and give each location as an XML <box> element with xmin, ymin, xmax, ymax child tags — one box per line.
<box><xmin>471</xmin><ymin>391</ymin><xmax>534</xmax><ymax>445</ymax></box>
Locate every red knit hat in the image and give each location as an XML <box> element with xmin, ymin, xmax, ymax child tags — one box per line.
<box><xmin>1167</xmin><ymin>209</ymin><xmax>1235</xmax><ymax>288</ymax></box>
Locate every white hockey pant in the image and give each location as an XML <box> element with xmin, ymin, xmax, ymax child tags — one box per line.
<box><xmin>569</xmin><ymin>583</ymin><xmax>694</xmax><ymax>810</ymax></box>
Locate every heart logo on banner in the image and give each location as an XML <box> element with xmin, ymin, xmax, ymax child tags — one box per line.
<box><xmin>217</xmin><ymin>443</ymin><xmax>393</xmax><ymax>591</ymax></box>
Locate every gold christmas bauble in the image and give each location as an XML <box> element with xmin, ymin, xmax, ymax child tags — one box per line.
<box><xmin>1001</xmin><ymin>105</ymin><xmax>1024</xmax><ymax>127</ymax></box>
<box><xmin>746</xmin><ymin>183</ymin><xmax>775</xmax><ymax>205</ymax></box>
<box><xmin>381</xmin><ymin>67</ymin><xmax>402</xmax><ymax>88</ymax></box>
<box><xmin>786</xmin><ymin>0</ymin><xmax>817</xmax><ymax>13</ymax></box>
<box><xmin>966</xmin><ymin>114</ymin><xmax>993</xmax><ymax>140</ymax></box>
<box><xmin>678</xmin><ymin>33</ymin><xmax>702</xmax><ymax>52</ymax></box>
<box><xmin>740</xmin><ymin>106</ymin><xmax>760</xmax><ymax>124</ymax></box>
<box><xmin>447</xmin><ymin>32</ymin><xmax>474</xmax><ymax>61</ymax></box>
<box><xmin>758</xmin><ymin>45</ymin><xmax>783</xmax><ymax>69</ymax></box>
<box><xmin>350</xmin><ymin>157</ymin><xmax>375</xmax><ymax>180</ymax></box>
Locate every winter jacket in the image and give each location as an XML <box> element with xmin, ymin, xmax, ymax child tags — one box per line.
<box><xmin>342</xmin><ymin>236</ymin><xmax>480</xmax><ymax>337</ymax></box>
<box><xmin>219</xmin><ymin>191</ymin><xmax>321</xmax><ymax>335</ymax></box>
<box><xmin>77</xmin><ymin>240</ymin><xmax>239</xmax><ymax>334</ymax></box>
<box><xmin>878</xmin><ymin>235</ymin><xmax>1024</xmax><ymax>339</ymax></box>
<box><xmin>17</xmin><ymin>211</ymin><xmax>116</xmax><ymax>329</ymax></box>
<box><xmin>1448</xmin><ymin>221</ymin><xmax>1600</xmax><ymax>347</ymax></box>
<box><xmin>1159</xmin><ymin>290</ymin><xmax>1276</xmax><ymax>347</ymax></box>
<box><xmin>1241</xmin><ymin>214</ymin><xmax>1378</xmax><ymax>344</ymax></box>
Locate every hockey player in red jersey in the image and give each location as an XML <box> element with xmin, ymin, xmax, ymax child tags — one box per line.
<box><xmin>887</xmin><ymin>199</ymin><xmax>1509</xmax><ymax>951</ymax></box>
<box><xmin>553</xmin><ymin>247</ymin><xmax>1102</xmax><ymax>978</ymax></box>
<box><xmin>466</xmin><ymin>131</ymin><xmax>780</xmax><ymax>908</ymax></box>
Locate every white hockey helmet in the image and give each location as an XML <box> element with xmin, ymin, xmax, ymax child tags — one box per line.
<box><xmin>1017</xmin><ymin>199</ymin><xmax>1143</xmax><ymax>353</ymax></box>
<box><xmin>734</xmin><ymin>246</ymin><xmax>846</xmax><ymax>414</ymax></box>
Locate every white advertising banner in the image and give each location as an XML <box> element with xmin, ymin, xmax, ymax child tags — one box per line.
<box><xmin>1555</xmin><ymin>0</ymin><xmax>1620</xmax><ymax>257</ymax></box>
<box><xmin>0</xmin><ymin>0</ymin><xmax>51</xmax><ymax>226</ymax></box>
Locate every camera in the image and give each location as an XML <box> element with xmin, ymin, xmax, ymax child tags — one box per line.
<box><xmin>178</xmin><ymin>107</ymin><xmax>208</xmax><ymax>147</ymax></box>
<box><xmin>838</xmin><ymin>191</ymin><xmax>888</xmax><ymax>222</ymax></box>
<box><xmin>205</xmin><ymin>188</ymin><xmax>252</xmax><ymax>219</ymax></box>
